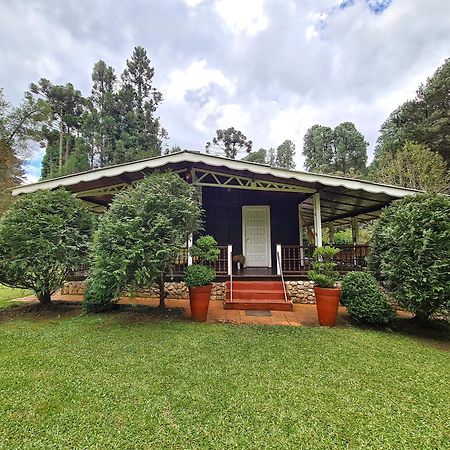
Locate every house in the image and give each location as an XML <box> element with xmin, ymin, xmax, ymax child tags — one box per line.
<box><xmin>12</xmin><ymin>151</ymin><xmax>418</xmax><ymax>310</ymax></box>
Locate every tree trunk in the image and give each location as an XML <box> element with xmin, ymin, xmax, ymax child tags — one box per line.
<box><xmin>158</xmin><ymin>275</ymin><xmax>167</xmax><ymax>309</ymax></box>
<box><xmin>59</xmin><ymin>115</ymin><xmax>64</xmax><ymax>170</ymax></box>
<box><xmin>65</xmin><ymin>126</ymin><xmax>71</xmax><ymax>164</ymax></box>
<box><xmin>37</xmin><ymin>291</ymin><xmax>52</xmax><ymax>305</ymax></box>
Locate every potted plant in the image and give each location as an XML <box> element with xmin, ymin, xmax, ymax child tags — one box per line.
<box><xmin>184</xmin><ymin>235</ymin><xmax>220</xmax><ymax>322</ymax></box>
<box><xmin>308</xmin><ymin>246</ymin><xmax>341</xmax><ymax>327</ymax></box>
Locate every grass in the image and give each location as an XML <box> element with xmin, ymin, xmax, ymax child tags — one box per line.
<box><xmin>0</xmin><ymin>284</ymin><xmax>32</xmax><ymax>309</ymax></box>
<box><xmin>0</xmin><ymin>307</ymin><xmax>449</xmax><ymax>449</ymax></box>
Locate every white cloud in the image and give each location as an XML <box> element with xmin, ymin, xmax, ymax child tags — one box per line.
<box><xmin>185</xmin><ymin>0</ymin><xmax>205</xmax><ymax>7</ymax></box>
<box><xmin>216</xmin><ymin>103</ymin><xmax>251</xmax><ymax>129</ymax></box>
<box><xmin>165</xmin><ymin>60</ymin><xmax>236</xmax><ymax>103</ymax></box>
<box><xmin>215</xmin><ymin>0</ymin><xmax>268</xmax><ymax>36</ymax></box>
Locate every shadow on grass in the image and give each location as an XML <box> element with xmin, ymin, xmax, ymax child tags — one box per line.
<box><xmin>0</xmin><ymin>300</ymin><xmax>186</xmax><ymax>325</ymax></box>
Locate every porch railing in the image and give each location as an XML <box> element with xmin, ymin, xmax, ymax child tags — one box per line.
<box><xmin>172</xmin><ymin>245</ymin><xmax>229</xmax><ymax>276</ymax></box>
<box><xmin>280</xmin><ymin>244</ymin><xmax>370</xmax><ymax>273</ymax></box>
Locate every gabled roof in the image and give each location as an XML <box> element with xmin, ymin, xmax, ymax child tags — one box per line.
<box><xmin>12</xmin><ymin>150</ymin><xmax>419</xmax><ymax>225</ymax></box>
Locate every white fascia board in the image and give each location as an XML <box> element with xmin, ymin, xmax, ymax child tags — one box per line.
<box><xmin>12</xmin><ymin>150</ymin><xmax>419</xmax><ymax>198</ymax></box>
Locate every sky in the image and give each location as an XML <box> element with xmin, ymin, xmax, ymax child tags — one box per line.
<box><xmin>1</xmin><ymin>0</ymin><xmax>449</xmax><ymax>183</ymax></box>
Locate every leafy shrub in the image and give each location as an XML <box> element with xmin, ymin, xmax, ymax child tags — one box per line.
<box><xmin>342</xmin><ymin>272</ymin><xmax>395</xmax><ymax>325</ymax></box>
<box><xmin>369</xmin><ymin>193</ymin><xmax>450</xmax><ymax>321</ymax></box>
<box><xmin>84</xmin><ymin>173</ymin><xmax>202</xmax><ymax>312</ymax></box>
<box><xmin>190</xmin><ymin>235</ymin><xmax>220</xmax><ymax>262</ymax></box>
<box><xmin>184</xmin><ymin>264</ymin><xmax>216</xmax><ymax>288</ymax></box>
<box><xmin>0</xmin><ymin>189</ymin><xmax>94</xmax><ymax>304</ymax></box>
<box><xmin>308</xmin><ymin>246</ymin><xmax>340</xmax><ymax>288</ymax></box>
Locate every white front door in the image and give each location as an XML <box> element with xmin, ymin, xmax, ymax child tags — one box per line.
<box><xmin>242</xmin><ymin>206</ymin><xmax>271</xmax><ymax>267</ymax></box>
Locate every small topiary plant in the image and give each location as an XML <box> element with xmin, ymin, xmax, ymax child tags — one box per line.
<box><xmin>184</xmin><ymin>235</ymin><xmax>219</xmax><ymax>287</ymax></box>
<box><xmin>308</xmin><ymin>246</ymin><xmax>340</xmax><ymax>288</ymax></box>
<box><xmin>368</xmin><ymin>193</ymin><xmax>450</xmax><ymax>321</ymax></box>
<box><xmin>184</xmin><ymin>264</ymin><xmax>216</xmax><ymax>288</ymax></box>
<box><xmin>342</xmin><ymin>272</ymin><xmax>395</xmax><ymax>326</ymax></box>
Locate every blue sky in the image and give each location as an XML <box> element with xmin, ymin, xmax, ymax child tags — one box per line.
<box><xmin>1</xmin><ymin>0</ymin><xmax>449</xmax><ymax>182</ymax></box>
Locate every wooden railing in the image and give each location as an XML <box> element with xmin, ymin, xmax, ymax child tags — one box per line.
<box><xmin>280</xmin><ymin>244</ymin><xmax>370</xmax><ymax>273</ymax></box>
<box><xmin>172</xmin><ymin>245</ymin><xmax>229</xmax><ymax>275</ymax></box>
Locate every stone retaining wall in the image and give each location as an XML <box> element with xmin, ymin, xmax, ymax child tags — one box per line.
<box><xmin>60</xmin><ymin>280</ymin><xmax>227</xmax><ymax>301</ymax></box>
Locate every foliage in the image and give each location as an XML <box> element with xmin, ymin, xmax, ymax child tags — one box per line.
<box><xmin>190</xmin><ymin>235</ymin><xmax>220</xmax><ymax>263</ymax></box>
<box><xmin>308</xmin><ymin>246</ymin><xmax>340</xmax><ymax>288</ymax></box>
<box><xmin>84</xmin><ymin>172</ymin><xmax>202</xmax><ymax>312</ymax></box>
<box><xmin>374</xmin><ymin>58</ymin><xmax>450</xmax><ymax>167</ymax></box>
<box><xmin>275</xmin><ymin>139</ymin><xmax>296</xmax><ymax>169</ymax></box>
<box><xmin>1</xmin><ymin>316</ymin><xmax>449</xmax><ymax>449</ymax></box>
<box><xmin>368</xmin><ymin>193</ymin><xmax>450</xmax><ymax>320</ymax></box>
<box><xmin>0</xmin><ymin>89</ymin><xmax>46</xmax><ymax>214</ymax></box>
<box><xmin>242</xmin><ymin>148</ymin><xmax>267</xmax><ymax>164</ymax></box>
<box><xmin>370</xmin><ymin>141</ymin><xmax>449</xmax><ymax>192</ymax></box>
<box><xmin>184</xmin><ymin>235</ymin><xmax>219</xmax><ymax>287</ymax></box>
<box><xmin>342</xmin><ymin>272</ymin><xmax>395</xmax><ymax>325</ymax></box>
<box><xmin>184</xmin><ymin>264</ymin><xmax>216</xmax><ymax>288</ymax></box>
<box><xmin>27</xmin><ymin>46</ymin><xmax>167</xmax><ymax>179</ymax></box>
<box><xmin>303</xmin><ymin>122</ymin><xmax>368</xmax><ymax>175</ymax></box>
<box><xmin>205</xmin><ymin>127</ymin><xmax>252</xmax><ymax>159</ymax></box>
<box><xmin>0</xmin><ymin>190</ymin><xmax>94</xmax><ymax>303</ymax></box>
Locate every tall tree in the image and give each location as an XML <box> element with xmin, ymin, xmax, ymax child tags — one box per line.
<box><xmin>243</xmin><ymin>148</ymin><xmax>267</xmax><ymax>164</ymax></box>
<box><xmin>303</xmin><ymin>125</ymin><xmax>334</xmax><ymax>172</ymax></box>
<box><xmin>0</xmin><ymin>89</ymin><xmax>45</xmax><ymax>213</ymax></box>
<box><xmin>117</xmin><ymin>46</ymin><xmax>166</xmax><ymax>162</ymax></box>
<box><xmin>275</xmin><ymin>139</ymin><xmax>296</xmax><ymax>169</ymax></box>
<box><xmin>29</xmin><ymin>79</ymin><xmax>85</xmax><ymax>176</ymax></box>
<box><xmin>333</xmin><ymin>122</ymin><xmax>368</xmax><ymax>175</ymax></box>
<box><xmin>374</xmin><ymin>58</ymin><xmax>450</xmax><ymax>167</ymax></box>
<box><xmin>205</xmin><ymin>127</ymin><xmax>252</xmax><ymax>159</ymax></box>
<box><xmin>370</xmin><ymin>141</ymin><xmax>449</xmax><ymax>193</ymax></box>
<box><xmin>303</xmin><ymin>122</ymin><xmax>368</xmax><ymax>175</ymax></box>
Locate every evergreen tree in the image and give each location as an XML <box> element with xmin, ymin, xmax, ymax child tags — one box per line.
<box><xmin>243</xmin><ymin>148</ymin><xmax>267</xmax><ymax>164</ymax></box>
<box><xmin>303</xmin><ymin>122</ymin><xmax>368</xmax><ymax>175</ymax></box>
<box><xmin>374</xmin><ymin>58</ymin><xmax>450</xmax><ymax>167</ymax></box>
<box><xmin>275</xmin><ymin>140</ymin><xmax>296</xmax><ymax>169</ymax></box>
<box><xmin>205</xmin><ymin>127</ymin><xmax>252</xmax><ymax>159</ymax></box>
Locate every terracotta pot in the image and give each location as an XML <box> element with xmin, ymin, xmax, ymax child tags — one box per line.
<box><xmin>189</xmin><ymin>285</ymin><xmax>213</xmax><ymax>322</ymax></box>
<box><xmin>313</xmin><ymin>287</ymin><xmax>342</xmax><ymax>327</ymax></box>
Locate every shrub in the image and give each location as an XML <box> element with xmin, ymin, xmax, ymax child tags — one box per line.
<box><xmin>0</xmin><ymin>189</ymin><xmax>94</xmax><ymax>304</ymax></box>
<box><xmin>308</xmin><ymin>246</ymin><xmax>340</xmax><ymax>288</ymax></box>
<box><xmin>368</xmin><ymin>193</ymin><xmax>450</xmax><ymax>321</ymax></box>
<box><xmin>342</xmin><ymin>272</ymin><xmax>395</xmax><ymax>325</ymax></box>
<box><xmin>84</xmin><ymin>172</ymin><xmax>202</xmax><ymax>312</ymax></box>
<box><xmin>184</xmin><ymin>264</ymin><xmax>216</xmax><ymax>288</ymax></box>
<box><xmin>190</xmin><ymin>235</ymin><xmax>220</xmax><ymax>262</ymax></box>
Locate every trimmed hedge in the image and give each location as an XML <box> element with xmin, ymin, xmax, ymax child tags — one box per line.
<box><xmin>342</xmin><ymin>272</ymin><xmax>395</xmax><ymax>326</ymax></box>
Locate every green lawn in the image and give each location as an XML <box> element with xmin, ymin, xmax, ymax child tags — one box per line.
<box><xmin>0</xmin><ymin>309</ymin><xmax>448</xmax><ymax>449</ymax></box>
<box><xmin>0</xmin><ymin>284</ymin><xmax>32</xmax><ymax>309</ymax></box>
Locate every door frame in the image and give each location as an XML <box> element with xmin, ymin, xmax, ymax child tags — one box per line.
<box><xmin>242</xmin><ymin>205</ymin><xmax>271</xmax><ymax>267</ymax></box>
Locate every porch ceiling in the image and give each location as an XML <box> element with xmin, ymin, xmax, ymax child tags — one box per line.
<box><xmin>12</xmin><ymin>150</ymin><xmax>419</xmax><ymax>223</ymax></box>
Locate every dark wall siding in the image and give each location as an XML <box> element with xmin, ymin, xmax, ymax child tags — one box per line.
<box><xmin>202</xmin><ymin>187</ymin><xmax>300</xmax><ymax>268</ymax></box>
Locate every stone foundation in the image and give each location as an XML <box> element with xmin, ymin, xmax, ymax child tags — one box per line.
<box><xmin>285</xmin><ymin>280</ymin><xmax>316</xmax><ymax>304</ymax></box>
<box><xmin>60</xmin><ymin>280</ymin><xmax>227</xmax><ymax>301</ymax></box>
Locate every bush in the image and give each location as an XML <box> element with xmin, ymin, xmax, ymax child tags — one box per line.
<box><xmin>368</xmin><ymin>193</ymin><xmax>450</xmax><ymax>321</ymax></box>
<box><xmin>342</xmin><ymin>272</ymin><xmax>395</xmax><ymax>325</ymax></box>
<box><xmin>184</xmin><ymin>264</ymin><xmax>216</xmax><ymax>288</ymax></box>
<box><xmin>190</xmin><ymin>235</ymin><xmax>220</xmax><ymax>262</ymax></box>
<box><xmin>308</xmin><ymin>246</ymin><xmax>340</xmax><ymax>288</ymax></box>
<box><xmin>0</xmin><ymin>189</ymin><xmax>94</xmax><ymax>304</ymax></box>
<box><xmin>84</xmin><ymin>173</ymin><xmax>202</xmax><ymax>312</ymax></box>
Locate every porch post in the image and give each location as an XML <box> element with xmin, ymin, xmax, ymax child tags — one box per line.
<box><xmin>276</xmin><ymin>244</ymin><xmax>282</xmax><ymax>275</ymax></box>
<box><xmin>351</xmin><ymin>217</ymin><xmax>359</xmax><ymax>266</ymax></box>
<box><xmin>227</xmin><ymin>244</ymin><xmax>233</xmax><ymax>276</ymax></box>
<box><xmin>313</xmin><ymin>192</ymin><xmax>323</xmax><ymax>247</ymax></box>
<box><xmin>187</xmin><ymin>233</ymin><xmax>193</xmax><ymax>266</ymax></box>
<box><xmin>351</xmin><ymin>217</ymin><xmax>359</xmax><ymax>244</ymax></box>
<box><xmin>298</xmin><ymin>203</ymin><xmax>305</xmax><ymax>266</ymax></box>
<box><xmin>329</xmin><ymin>224</ymin><xmax>335</xmax><ymax>245</ymax></box>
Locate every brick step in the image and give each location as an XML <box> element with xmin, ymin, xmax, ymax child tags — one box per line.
<box><xmin>226</xmin><ymin>290</ymin><xmax>286</xmax><ymax>301</ymax></box>
<box><xmin>224</xmin><ymin>299</ymin><xmax>293</xmax><ymax>311</ymax></box>
<box><xmin>226</xmin><ymin>281</ymin><xmax>284</xmax><ymax>291</ymax></box>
